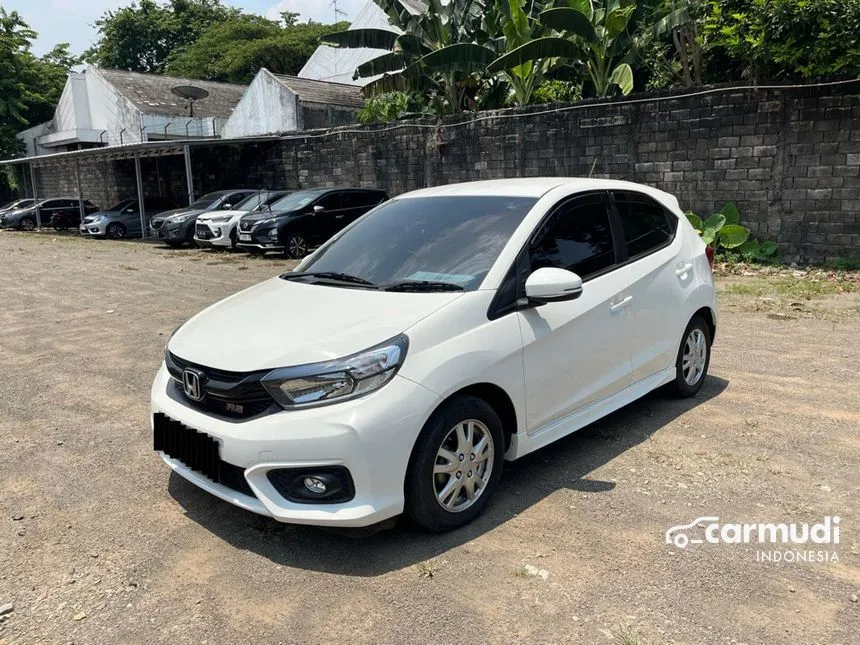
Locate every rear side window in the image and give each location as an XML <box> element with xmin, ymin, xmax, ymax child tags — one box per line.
<box><xmin>317</xmin><ymin>193</ymin><xmax>341</xmax><ymax>210</ymax></box>
<box><xmin>614</xmin><ymin>192</ymin><xmax>676</xmax><ymax>259</ymax></box>
<box><xmin>341</xmin><ymin>191</ymin><xmax>382</xmax><ymax>209</ymax></box>
<box><xmin>530</xmin><ymin>195</ymin><xmax>616</xmax><ymax>279</ymax></box>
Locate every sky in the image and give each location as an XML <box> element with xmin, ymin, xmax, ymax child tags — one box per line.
<box><xmin>2</xmin><ymin>0</ymin><xmax>366</xmax><ymax>57</ymax></box>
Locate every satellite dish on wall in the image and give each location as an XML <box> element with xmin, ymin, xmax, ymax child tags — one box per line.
<box><xmin>171</xmin><ymin>85</ymin><xmax>210</xmax><ymax>117</ymax></box>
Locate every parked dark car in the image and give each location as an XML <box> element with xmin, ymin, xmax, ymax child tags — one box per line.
<box><xmin>236</xmin><ymin>188</ymin><xmax>388</xmax><ymax>258</ymax></box>
<box><xmin>0</xmin><ymin>198</ymin><xmax>35</xmax><ymax>217</ymax></box>
<box><xmin>149</xmin><ymin>189</ymin><xmax>258</xmax><ymax>247</ymax></box>
<box><xmin>80</xmin><ymin>196</ymin><xmax>179</xmax><ymax>239</ymax></box>
<box><xmin>0</xmin><ymin>198</ymin><xmax>98</xmax><ymax>230</ymax></box>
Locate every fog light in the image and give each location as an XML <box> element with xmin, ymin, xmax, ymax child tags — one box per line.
<box><xmin>212</xmin><ymin>227</ymin><xmax>221</xmax><ymax>236</ymax></box>
<box><xmin>304</xmin><ymin>476</ymin><xmax>327</xmax><ymax>495</ymax></box>
<box><xmin>267</xmin><ymin>228</ymin><xmax>278</xmax><ymax>240</ymax></box>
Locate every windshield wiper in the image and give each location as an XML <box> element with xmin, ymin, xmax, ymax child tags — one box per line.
<box><xmin>381</xmin><ymin>280</ymin><xmax>464</xmax><ymax>292</ymax></box>
<box><xmin>281</xmin><ymin>272</ymin><xmax>376</xmax><ymax>287</ymax></box>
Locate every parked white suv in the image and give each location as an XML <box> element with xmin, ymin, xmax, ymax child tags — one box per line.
<box><xmin>152</xmin><ymin>178</ymin><xmax>717</xmax><ymax>531</ymax></box>
<box><xmin>194</xmin><ymin>190</ymin><xmax>290</xmax><ymax>249</ymax></box>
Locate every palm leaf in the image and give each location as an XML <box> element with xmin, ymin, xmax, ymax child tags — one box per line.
<box><xmin>609</xmin><ymin>62</ymin><xmax>633</xmax><ymax>94</ymax></box>
<box><xmin>355</xmin><ymin>53</ymin><xmax>407</xmax><ymax>79</ymax></box>
<box><xmin>487</xmin><ymin>37</ymin><xmax>582</xmax><ymax>73</ymax></box>
<box><xmin>417</xmin><ymin>43</ymin><xmax>498</xmax><ymax>73</ymax></box>
<box><xmin>321</xmin><ymin>29</ymin><xmax>401</xmax><ymax>51</ymax></box>
<box><xmin>539</xmin><ymin>8</ymin><xmax>598</xmax><ymax>42</ymax></box>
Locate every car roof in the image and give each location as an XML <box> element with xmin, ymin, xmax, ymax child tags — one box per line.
<box><xmin>398</xmin><ymin>178</ymin><xmax>676</xmax><ymax>201</ymax></box>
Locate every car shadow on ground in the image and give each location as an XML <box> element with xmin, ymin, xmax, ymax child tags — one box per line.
<box><xmin>168</xmin><ymin>376</ymin><xmax>729</xmax><ymax>577</ymax></box>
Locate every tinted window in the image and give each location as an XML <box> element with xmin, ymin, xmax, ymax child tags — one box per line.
<box><xmin>301</xmin><ymin>196</ymin><xmax>537</xmax><ymax>290</ymax></box>
<box><xmin>530</xmin><ymin>196</ymin><xmax>615</xmax><ymax>278</ymax></box>
<box><xmin>341</xmin><ymin>191</ymin><xmax>382</xmax><ymax>209</ymax></box>
<box><xmin>317</xmin><ymin>193</ymin><xmax>341</xmax><ymax>210</ymax></box>
<box><xmin>614</xmin><ymin>192</ymin><xmax>675</xmax><ymax>258</ymax></box>
<box><xmin>190</xmin><ymin>191</ymin><xmax>227</xmax><ymax>209</ymax></box>
<box><xmin>108</xmin><ymin>199</ymin><xmax>136</xmax><ymax>212</ymax></box>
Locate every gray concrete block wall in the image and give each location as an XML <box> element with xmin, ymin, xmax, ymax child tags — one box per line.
<box><xmin>29</xmin><ymin>81</ymin><xmax>860</xmax><ymax>261</ymax></box>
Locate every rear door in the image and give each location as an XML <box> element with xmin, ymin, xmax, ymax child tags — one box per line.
<box><xmin>518</xmin><ymin>192</ymin><xmax>634</xmax><ymax>433</ymax></box>
<box><xmin>611</xmin><ymin>191</ymin><xmax>687</xmax><ymax>382</ymax></box>
<box><xmin>340</xmin><ymin>190</ymin><xmax>382</xmax><ymax>226</ymax></box>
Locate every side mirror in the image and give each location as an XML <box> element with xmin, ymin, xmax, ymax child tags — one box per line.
<box><xmin>125</xmin><ymin>207</ymin><xmax>135</xmax><ymax>213</ymax></box>
<box><xmin>525</xmin><ymin>267</ymin><xmax>583</xmax><ymax>305</ymax></box>
<box><xmin>222</xmin><ymin>203</ymin><xmax>232</xmax><ymax>210</ymax></box>
<box><xmin>313</xmin><ymin>205</ymin><xmax>325</xmax><ymax>214</ymax></box>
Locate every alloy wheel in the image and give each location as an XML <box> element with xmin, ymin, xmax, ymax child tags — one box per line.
<box><xmin>433</xmin><ymin>419</ymin><xmax>495</xmax><ymax>512</ymax></box>
<box><xmin>682</xmin><ymin>328</ymin><xmax>707</xmax><ymax>386</ymax></box>
<box><xmin>20</xmin><ymin>218</ymin><xmax>35</xmax><ymax>231</ymax></box>
<box><xmin>288</xmin><ymin>234</ymin><xmax>308</xmax><ymax>258</ymax></box>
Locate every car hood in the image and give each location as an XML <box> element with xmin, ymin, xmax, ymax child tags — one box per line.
<box><xmin>198</xmin><ymin>209</ymin><xmax>248</xmax><ymax>223</ymax></box>
<box><xmin>153</xmin><ymin>208</ymin><xmax>204</xmax><ymax>221</ymax></box>
<box><xmin>240</xmin><ymin>209</ymin><xmax>298</xmax><ymax>225</ymax></box>
<box><xmin>169</xmin><ymin>277</ymin><xmax>463</xmax><ymax>372</ymax></box>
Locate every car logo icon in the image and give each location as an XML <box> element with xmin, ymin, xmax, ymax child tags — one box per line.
<box><xmin>182</xmin><ymin>368</ymin><xmax>205</xmax><ymax>401</ymax></box>
<box><xmin>665</xmin><ymin>516</ymin><xmax>719</xmax><ymax>549</ymax></box>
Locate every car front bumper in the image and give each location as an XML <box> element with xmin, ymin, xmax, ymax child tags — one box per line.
<box><xmin>152</xmin><ymin>219</ymin><xmax>192</xmax><ymax>241</ymax></box>
<box><xmin>150</xmin><ymin>362</ymin><xmax>439</xmax><ymax>527</ymax></box>
<box><xmin>194</xmin><ymin>221</ymin><xmax>232</xmax><ymax>248</ymax></box>
<box><xmin>81</xmin><ymin>221</ymin><xmax>107</xmax><ymax>236</ymax></box>
<box><xmin>236</xmin><ymin>224</ymin><xmax>282</xmax><ymax>252</ymax></box>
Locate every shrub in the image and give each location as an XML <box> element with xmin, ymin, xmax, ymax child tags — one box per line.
<box><xmin>686</xmin><ymin>203</ymin><xmax>778</xmax><ymax>261</ymax></box>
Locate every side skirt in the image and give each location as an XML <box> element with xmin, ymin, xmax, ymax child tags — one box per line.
<box><xmin>506</xmin><ymin>366</ymin><xmax>676</xmax><ymax>460</ymax></box>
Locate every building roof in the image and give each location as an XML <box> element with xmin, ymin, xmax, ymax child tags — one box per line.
<box><xmin>97</xmin><ymin>69</ymin><xmax>247</xmax><ymax>118</ymax></box>
<box><xmin>271</xmin><ymin>74</ymin><xmax>365</xmax><ymax>108</ymax></box>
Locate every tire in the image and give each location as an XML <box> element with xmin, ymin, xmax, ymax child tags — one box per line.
<box><xmin>229</xmin><ymin>229</ymin><xmax>238</xmax><ymax>250</ymax></box>
<box><xmin>19</xmin><ymin>217</ymin><xmax>36</xmax><ymax>231</ymax></box>
<box><xmin>667</xmin><ymin>315</ymin><xmax>712</xmax><ymax>397</ymax></box>
<box><xmin>405</xmin><ymin>395</ymin><xmax>505</xmax><ymax>532</ymax></box>
<box><xmin>53</xmin><ymin>220</ymin><xmax>69</xmax><ymax>232</ymax></box>
<box><xmin>285</xmin><ymin>231</ymin><xmax>308</xmax><ymax>259</ymax></box>
<box><xmin>106</xmin><ymin>222</ymin><xmax>127</xmax><ymax>239</ymax></box>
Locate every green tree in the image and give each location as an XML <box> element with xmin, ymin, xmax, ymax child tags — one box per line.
<box><xmin>0</xmin><ymin>9</ymin><xmax>78</xmax><ymax>159</ymax></box>
<box><xmin>84</xmin><ymin>0</ymin><xmax>239</xmax><ymax>73</ymax></box>
<box><xmin>166</xmin><ymin>15</ymin><xmax>349</xmax><ymax>84</ymax></box>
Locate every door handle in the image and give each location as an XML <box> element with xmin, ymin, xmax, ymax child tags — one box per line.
<box><xmin>675</xmin><ymin>263</ymin><xmax>693</xmax><ymax>277</ymax></box>
<box><xmin>335</xmin><ymin>214</ymin><xmax>344</xmax><ymax>219</ymax></box>
<box><xmin>610</xmin><ymin>296</ymin><xmax>633</xmax><ymax>313</ymax></box>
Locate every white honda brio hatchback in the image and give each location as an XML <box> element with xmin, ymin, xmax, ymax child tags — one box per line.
<box><xmin>152</xmin><ymin>178</ymin><xmax>717</xmax><ymax>531</ymax></box>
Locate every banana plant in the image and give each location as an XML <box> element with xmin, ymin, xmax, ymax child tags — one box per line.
<box><xmin>539</xmin><ymin>0</ymin><xmax>636</xmax><ymax>97</ymax></box>
<box><xmin>685</xmin><ymin>202</ymin><xmax>776</xmax><ymax>260</ymax></box>
<box><xmin>321</xmin><ymin>0</ymin><xmax>488</xmax><ymax>112</ymax></box>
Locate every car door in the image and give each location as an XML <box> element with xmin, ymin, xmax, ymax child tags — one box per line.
<box><xmin>338</xmin><ymin>191</ymin><xmax>375</xmax><ymax>226</ymax></box>
<box><xmin>611</xmin><ymin>191</ymin><xmax>688</xmax><ymax>383</ymax></box>
<box><xmin>308</xmin><ymin>192</ymin><xmax>342</xmax><ymax>243</ymax></box>
<box><xmin>517</xmin><ymin>192</ymin><xmax>635</xmax><ymax>434</ymax></box>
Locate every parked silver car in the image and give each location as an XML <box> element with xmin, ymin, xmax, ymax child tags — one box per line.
<box><xmin>80</xmin><ymin>196</ymin><xmax>178</xmax><ymax>239</ymax></box>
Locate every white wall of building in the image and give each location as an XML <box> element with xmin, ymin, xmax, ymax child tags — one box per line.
<box><xmin>221</xmin><ymin>70</ymin><xmax>299</xmax><ymax>139</ymax></box>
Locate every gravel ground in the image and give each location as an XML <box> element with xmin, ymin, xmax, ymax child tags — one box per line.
<box><xmin>0</xmin><ymin>231</ymin><xmax>858</xmax><ymax>645</ymax></box>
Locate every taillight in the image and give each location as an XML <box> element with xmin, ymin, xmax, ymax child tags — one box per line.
<box><xmin>705</xmin><ymin>246</ymin><xmax>715</xmax><ymax>271</ymax></box>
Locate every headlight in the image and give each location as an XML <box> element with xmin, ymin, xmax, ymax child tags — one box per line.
<box><xmin>92</xmin><ymin>215</ymin><xmax>105</xmax><ymax>223</ymax></box>
<box><xmin>267</xmin><ymin>228</ymin><xmax>279</xmax><ymax>240</ymax></box>
<box><xmin>262</xmin><ymin>335</ymin><xmax>408</xmax><ymax>408</ymax></box>
<box><xmin>170</xmin><ymin>212</ymin><xmax>195</xmax><ymax>223</ymax></box>
<box><xmin>256</xmin><ymin>218</ymin><xmax>274</xmax><ymax>227</ymax></box>
<box><xmin>210</xmin><ymin>215</ymin><xmax>231</xmax><ymax>223</ymax></box>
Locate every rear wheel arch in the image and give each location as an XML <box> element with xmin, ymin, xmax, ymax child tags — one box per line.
<box><xmin>693</xmin><ymin>306</ymin><xmax>716</xmax><ymax>341</ymax></box>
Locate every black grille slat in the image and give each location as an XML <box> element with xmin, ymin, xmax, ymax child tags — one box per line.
<box><xmin>154</xmin><ymin>413</ymin><xmax>253</xmax><ymax>497</ymax></box>
<box><xmin>196</xmin><ymin>224</ymin><xmax>213</xmax><ymax>239</ymax></box>
<box><xmin>165</xmin><ymin>352</ymin><xmax>274</xmax><ymax>419</ymax></box>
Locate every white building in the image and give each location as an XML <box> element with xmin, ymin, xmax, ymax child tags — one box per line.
<box><xmin>221</xmin><ymin>70</ymin><xmax>364</xmax><ymax>139</ymax></box>
<box><xmin>298</xmin><ymin>0</ymin><xmax>415</xmax><ymax>86</ymax></box>
<box><xmin>17</xmin><ymin>68</ymin><xmax>247</xmax><ymax>156</ymax></box>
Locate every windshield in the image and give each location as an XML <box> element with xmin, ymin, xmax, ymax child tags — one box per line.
<box><xmin>299</xmin><ymin>196</ymin><xmax>537</xmax><ymax>291</ymax></box>
<box><xmin>190</xmin><ymin>191</ymin><xmax>227</xmax><ymax>209</ymax></box>
<box><xmin>107</xmin><ymin>199</ymin><xmax>136</xmax><ymax>212</ymax></box>
<box><xmin>233</xmin><ymin>193</ymin><xmax>265</xmax><ymax>211</ymax></box>
<box><xmin>269</xmin><ymin>190</ymin><xmax>325</xmax><ymax>213</ymax></box>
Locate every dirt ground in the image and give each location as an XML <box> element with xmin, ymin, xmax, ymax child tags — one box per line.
<box><xmin>0</xmin><ymin>231</ymin><xmax>858</xmax><ymax>645</ymax></box>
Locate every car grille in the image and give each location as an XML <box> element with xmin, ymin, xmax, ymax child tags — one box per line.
<box><xmin>150</xmin><ymin>219</ymin><xmax>164</xmax><ymax>230</ymax></box>
<box><xmin>165</xmin><ymin>352</ymin><xmax>275</xmax><ymax>420</ymax></box>
<box><xmin>195</xmin><ymin>224</ymin><xmax>213</xmax><ymax>239</ymax></box>
<box><xmin>153</xmin><ymin>413</ymin><xmax>254</xmax><ymax>497</ymax></box>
